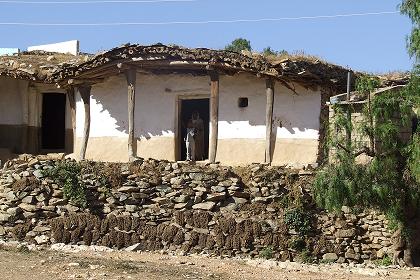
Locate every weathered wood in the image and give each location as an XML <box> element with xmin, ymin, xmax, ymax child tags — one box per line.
<box><xmin>78</xmin><ymin>85</ymin><xmax>91</xmax><ymax>161</ymax></box>
<box><xmin>265</xmin><ymin>78</ymin><xmax>275</xmax><ymax>164</ymax></box>
<box><xmin>125</xmin><ymin>68</ymin><xmax>137</xmax><ymax>161</ymax></box>
<box><xmin>67</xmin><ymin>86</ymin><xmax>77</xmax><ymax>152</ymax></box>
<box><xmin>209</xmin><ymin>71</ymin><xmax>219</xmax><ymax>163</ymax></box>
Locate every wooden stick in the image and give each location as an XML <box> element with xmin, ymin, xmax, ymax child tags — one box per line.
<box><xmin>125</xmin><ymin>68</ymin><xmax>137</xmax><ymax>161</ymax></box>
<box><xmin>78</xmin><ymin>85</ymin><xmax>91</xmax><ymax>161</ymax></box>
<box><xmin>265</xmin><ymin>78</ymin><xmax>275</xmax><ymax>164</ymax></box>
<box><xmin>209</xmin><ymin>71</ymin><xmax>219</xmax><ymax>163</ymax></box>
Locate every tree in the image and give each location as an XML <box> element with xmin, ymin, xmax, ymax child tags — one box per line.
<box><xmin>225</xmin><ymin>38</ymin><xmax>251</xmax><ymax>53</ymax></box>
<box><xmin>314</xmin><ymin>0</ymin><xmax>420</xmax><ymax>266</ymax></box>
<box><xmin>262</xmin><ymin>46</ymin><xmax>277</xmax><ymax>56</ymax></box>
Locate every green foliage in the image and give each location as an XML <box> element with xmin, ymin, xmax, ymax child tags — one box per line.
<box><xmin>44</xmin><ymin>161</ymin><xmax>87</xmax><ymax>208</ymax></box>
<box><xmin>284</xmin><ymin>208</ymin><xmax>311</xmax><ymax>236</ymax></box>
<box><xmin>259</xmin><ymin>246</ymin><xmax>274</xmax><ymax>259</ymax></box>
<box><xmin>315</xmin><ymin>72</ymin><xmax>420</xmax><ymax>232</ymax></box>
<box><xmin>225</xmin><ymin>38</ymin><xmax>251</xmax><ymax>53</ymax></box>
<box><xmin>374</xmin><ymin>254</ymin><xmax>392</xmax><ymax>266</ymax></box>
<box><xmin>297</xmin><ymin>249</ymin><xmax>315</xmax><ymax>264</ymax></box>
<box><xmin>289</xmin><ymin>237</ymin><xmax>306</xmax><ymax>252</ymax></box>
<box><xmin>400</xmin><ymin>0</ymin><xmax>420</xmax><ymax>61</ymax></box>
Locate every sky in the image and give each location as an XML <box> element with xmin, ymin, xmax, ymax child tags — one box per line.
<box><xmin>0</xmin><ymin>0</ymin><xmax>414</xmax><ymax>73</ymax></box>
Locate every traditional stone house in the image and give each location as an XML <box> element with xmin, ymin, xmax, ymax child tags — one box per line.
<box><xmin>0</xmin><ymin>44</ymin><xmax>353</xmax><ymax>166</ymax></box>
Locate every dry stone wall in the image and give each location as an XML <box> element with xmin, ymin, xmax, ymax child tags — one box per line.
<box><xmin>0</xmin><ymin>155</ymin><xmax>394</xmax><ymax>264</ymax></box>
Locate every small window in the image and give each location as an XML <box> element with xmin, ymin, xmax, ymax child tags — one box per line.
<box><xmin>238</xmin><ymin>97</ymin><xmax>248</xmax><ymax>108</ymax></box>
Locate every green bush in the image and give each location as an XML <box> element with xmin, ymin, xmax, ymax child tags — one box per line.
<box><xmin>289</xmin><ymin>237</ymin><xmax>306</xmax><ymax>252</ymax></box>
<box><xmin>259</xmin><ymin>246</ymin><xmax>274</xmax><ymax>259</ymax></box>
<box><xmin>284</xmin><ymin>208</ymin><xmax>312</xmax><ymax>236</ymax></box>
<box><xmin>44</xmin><ymin>161</ymin><xmax>87</xmax><ymax>208</ymax></box>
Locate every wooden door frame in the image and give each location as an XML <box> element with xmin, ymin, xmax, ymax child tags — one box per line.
<box><xmin>174</xmin><ymin>94</ymin><xmax>210</xmax><ymax>161</ymax></box>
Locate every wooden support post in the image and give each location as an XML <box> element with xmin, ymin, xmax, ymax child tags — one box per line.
<box><xmin>209</xmin><ymin>71</ymin><xmax>219</xmax><ymax>163</ymax></box>
<box><xmin>125</xmin><ymin>68</ymin><xmax>137</xmax><ymax>161</ymax></box>
<box><xmin>78</xmin><ymin>85</ymin><xmax>91</xmax><ymax>161</ymax></box>
<box><xmin>67</xmin><ymin>86</ymin><xmax>76</xmax><ymax>150</ymax></box>
<box><xmin>265</xmin><ymin>78</ymin><xmax>275</xmax><ymax>164</ymax></box>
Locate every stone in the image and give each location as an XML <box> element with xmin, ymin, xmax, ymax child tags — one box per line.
<box><xmin>125</xmin><ymin>243</ymin><xmax>142</xmax><ymax>252</ymax></box>
<box><xmin>118</xmin><ymin>186</ymin><xmax>138</xmax><ymax>193</ymax></box>
<box><xmin>192</xmin><ymin>202</ymin><xmax>216</xmax><ymax>211</ymax></box>
<box><xmin>211</xmin><ymin>186</ymin><xmax>226</xmax><ymax>193</ymax></box>
<box><xmin>18</xmin><ymin>203</ymin><xmax>37</xmax><ymax>212</ymax></box>
<box><xmin>22</xmin><ymin>196</ymin><xmax>35</xmax><ymax>204</ymax></box>
<box><xmin>206</xmin><ymin>193</ymin><xmax>225</xmax><ymax>202</ymax></box>
<box><xmin>0</xmin><ymin>226</ymin><xmax>5</xmax><ymax>235</ymax></box>
<box><xmin>6</xmin><ymin>207</ymin><xmax>21</xmax><ymax>217</ymax></box>
<box><xmin>341</xmin><ymin>206</ymin><xmax>351</xmax><ymax>214</ymax></box>
<box><xmin>125</xmin><ymin>205</ymin><xmax>138</xmax><ymax>212</ymax></box>
<box><xmin>336</xmin><ymin>228</ymin><xmax>356</xmax><ymax>238</ymax></box>
<box><xmin>34</xmin><ymin>235</ymin><xmax>49</xmax><ymax>244</ymax></box>
<box><xmin>322</xmin><ymin>253</ymin><xmax>338</xmax><ymax>261</ymax></box>
<box><xmin>49</xmin><ymin>198</ymin><xmax>67</xmax><ymax>206</ymax></box>
<box><xmin>65</xmin><ymin>205</ymin><xmax>79</xmax><ymax>212</ymax></box>
<box><xmin>33</xmin><ymin>170</ymin><xmax>44</xmax><ymax>179</ymax></box>
<box><xmin>33</xmin><ymin>226</ymin><xmax>50</xmax><ymax>233</ymax></box>
<box><xmin>36</xmin><ymin>193</ymin><xmax>46</xmax><ymax>202</ymax></box>
<box><xmin>233</xmin><ymin>197</ymin><xmax>248</xmax><ymax>204</ymax></box>
<box><xmin>0</xmin><ymin>213</ymin><xmax>11</xmax><ymax>222</ymax></box>
<box><xmin>173</xmin><ymin>195</ymin><xmax>189</xmax><ymax>203</ymax></box>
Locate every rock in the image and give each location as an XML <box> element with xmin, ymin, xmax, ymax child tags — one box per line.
<box><xmin>18</xmin><ymin>203</ymin><xmax>37</xmax><ymax>212</ymax></box>
<box><xmin>49</xmin><ymin>198</ymin><xmax>67</xmax><ymax>206</ymax></box>
<box><xmin>125</xmin><ymin>243</ymin><xmax>142</xmax><ymax>252</ymax></box>
<box><xmin>36</xmin><ymin>193</ymin><xmax>46</xmax><ymax>202</ymax></box>
<box><xmin>341</xmin><ymin>206</ymin><xmax>351</xmax><ymax>214</ymax></box>
<box><xmin>322</xmin><ymin>253</ymin><xmax>338</xmax><ymax>261</ymax></box>
<box><xmin>336</xmin><ymin>228</ymin><xmax>356</xmax><ymax>238</ymax></box>
<box><xmin>33</xmin><ymin>170</ymin><xmax>44</xmax><ymax>178</ymax></box>
<box><xmin>65</xmin><ymin>205</ymin><xmax>79</xmax><ymax>212</ymax></box>
<box><xmin>192</xmin><ymin>202</ymin><xmax>216</xmax><ymax>211</ymax></box>
<box><xmin>125</xmin><ymin>205</ymin><xmax>138</xmax><ymax>212</ymax></box>
<box><xmin>34</xmin><ymin>235</ymin><xmax>49</xmax><ymax>244</ymax></box>
<box><xmin>0</xmin><ymin>226</ymin><xmax>5</xmax><ymax>235</ymax></box>
<box><xmin>0</xmin><ymin>213</ymin><xmax>11</xmax><ymax>222</ymax></box>
<box><xmin>233</xmin><ymin>197</ymin><xmax>248</xmax><ymax>204</ymax></box>
<box><xmin>117</xmin><ymin>186</ymin><xmax>138</xmax><ymax>193</ymax></box>
<box><xmin>22</xmin><ymin>196</ymin><xmax>35</xmax><ymax>204</ymax></box>
<box><xmin>211</xmin><ymin>186</ymin><xmax>226</xmax><ymax>193</ymax></box>
<box><xmin>33</xmin><ymin>226</ymin><xmax>50</xmax><ymax>233</ymax></box>
<box><xmin>173</xmin><ymin>195</ymin><xmax>189</xmax><ymax>203</ymax></box>
<box><xmin>6</xmin><ymin>207</ymin><xmax>21</xmax><ymax>217</ymax></box>
<box><xmin>206</xmin><ymin>193</ymin><xmax>225</xmax><ymax>202</ymax></box>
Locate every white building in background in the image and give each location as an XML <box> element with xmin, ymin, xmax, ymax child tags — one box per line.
<box><xmin>28</xmin><ymin>40</ymin><xmax>79</xmax><ymax>55</ymax></box>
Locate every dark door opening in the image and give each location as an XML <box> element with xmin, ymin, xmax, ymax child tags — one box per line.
<box><xmin>42</xmin><ymin>93</ymin><xmax>66</xmax><ymax>150</ymax></box>
<box><xmin>180</xmin><ymin>98</ymin><xmax>210</xmax><ymax>161</ymax></box>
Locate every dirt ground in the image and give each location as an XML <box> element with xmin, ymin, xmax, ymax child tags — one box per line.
<box><xmin>0</xmin><ymin>244</ymin><xmax>419</xmax><ymax>280</ymax></box>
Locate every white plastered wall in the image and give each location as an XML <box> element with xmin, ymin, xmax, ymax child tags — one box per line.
<box><xmin>75</xmin><ymin>72</ymin><xmax>321</xmax><ymax>165</ymax></box>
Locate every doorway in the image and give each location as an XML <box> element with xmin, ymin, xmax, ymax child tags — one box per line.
<box><xmin>41</xmin><ymin>93</ymin><xmax>66</xmax><ymax>150</ymax></box>
<box><xmin>179</xmin><ymin>98</ymin><xmax>210</xmax><ymax>161</ymax></box>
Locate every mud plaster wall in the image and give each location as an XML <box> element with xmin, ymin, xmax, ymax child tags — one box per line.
<box><xmin>75</xmin><ymin>73</ymin><xmax>320</xmax><ymax>165</ymax></box>
<box><xmin>0</xmin><ymin>77</ymin><xmax>72</xmax><ymax>157</ymax></box>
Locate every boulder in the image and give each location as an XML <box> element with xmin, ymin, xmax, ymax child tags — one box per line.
<box><xmin>192</xmin><ymin>202</ymin><xmax>215</xmax><ymax>211</ymax></box>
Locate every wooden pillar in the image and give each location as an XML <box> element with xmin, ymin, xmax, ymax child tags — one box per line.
<box><xmin>67</xmin><ymin>86</ymin><xmax>76</xmax><ymax>152</ymax></box>
<box><xmin>125</xmin><ymin>68</ymin><xmax>137</xmax><ymax>161</ymax></box>
<box><xmin>209</xmin><ymin>71</ymin><xmax>219</xmax><ymax>163</ymax></box>
<box><xmin>78</xmin><ymin>85</ymin><xmax>91</xmax><ymax>161</ymax></box>
<box><xmin>265</xmin><ymin>78</ymin><xmax>275</xmax><ymax>164</ymax></box>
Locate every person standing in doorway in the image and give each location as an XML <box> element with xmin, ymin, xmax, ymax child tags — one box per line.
<box><xmin>191</xmin><ymin>111</ymin><xmax>204</xmax><ymax>160</ymax></box>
